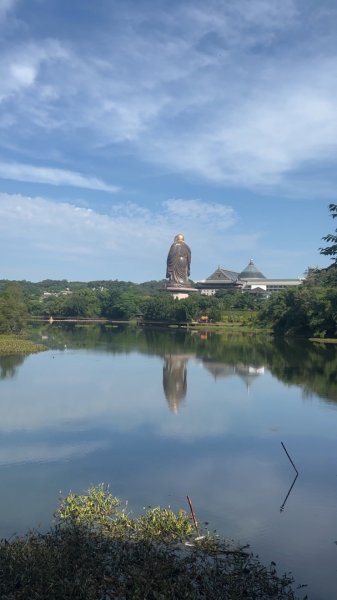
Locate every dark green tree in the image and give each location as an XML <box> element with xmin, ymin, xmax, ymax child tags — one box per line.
<box><xmin>105</xmin><ymin>292</ymin><xmax>145</xmax><ymax>320</ymax></box>
<box><xmin>308</xmin><ymin>265</ymin><xmax>337</xmax><ymax>287</ymax></box>
<box><xmin>143</xmin><ymin>294</ymin><xmax>176</xmax><ymax>321</ymax></box>
<box><xmin>258</xmin><ymin>286</ymin><xmax>337</xmax><ymax>338</ymax></box>
<box><xmin>61</xmin><ymin>289</ymin><xmax>102</xmax><ymax>318</ymax></box>
<box><xmin>0</xmin><ymin>283</ymin><xmax>28</xmax><ymax>333</ymax></box>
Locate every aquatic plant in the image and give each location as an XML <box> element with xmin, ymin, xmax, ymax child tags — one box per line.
<box><xmin>0</xmin><ymin>334</ymin><xmax>47</xmax><ymax>355</ymax></box>
<box><xmin>58</xmin><ymin>484</ymin><xmax>194</xmax><ymax>542</ymax></box>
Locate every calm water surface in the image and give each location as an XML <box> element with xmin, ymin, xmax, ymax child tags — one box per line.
<box><xmin>1</xmin><ymin>324</ymin><xmax>337</xmax><ymax>599</ymax></box>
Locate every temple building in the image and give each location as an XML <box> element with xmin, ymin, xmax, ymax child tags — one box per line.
<box><xmin>196</xmin><ymin>259</ymin><xmax>303</xmax><ymax>296</ymax></box>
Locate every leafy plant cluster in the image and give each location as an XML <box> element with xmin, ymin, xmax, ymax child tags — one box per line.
<box><xmin>0</xmin><ymin>485</ymin><xmax>302</xmax><ymax>600</ymax></box>
<box><xmin>58</xmin><ymin>484</ymin><xmax>194</xmax><ymax>543</ymax></box>
<box><xmin>320</xmin><ymin>203</ymin><xmax>337</xmax><ymax>261</ymax></box>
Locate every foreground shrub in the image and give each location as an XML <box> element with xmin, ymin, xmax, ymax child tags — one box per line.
<box><xmin>0</xmin><ymin>485</ymin><xmax>304</xmax><ymax>600</ymax></box>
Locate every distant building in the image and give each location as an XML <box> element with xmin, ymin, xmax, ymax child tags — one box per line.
<box><xmin>197</xmin><ymin>259</ymin><xmax>303</xmax><ymax>296</ymax></box>
<box><xmin>42</xmin><ymin>287</ymin><xmax>73</xmax><ymax>299</ymax></box>
<box><xmin>196</xmin><ymin>266</ymin><xmax>239</xmax><ymax>294</ymax></box>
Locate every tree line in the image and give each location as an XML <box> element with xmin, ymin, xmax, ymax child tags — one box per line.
<box><xmin>1</xmin><ymin>203</ymin><xmax>337</xmax><ymax>337</ymax></box>
<box><xmin>0</xmin><ymin>272</ymin><xmax>335</xmax><ymax>337</ymax></box>
<box><xmin>0</xmin><ymin>281</ymin><xmax>262</xmax><ymax>333</ymax></box>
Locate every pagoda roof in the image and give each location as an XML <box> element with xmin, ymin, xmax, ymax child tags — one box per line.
<box><xmin>239</xmin><ymin>259</ymin><xmax>266</xmax><ymax>280</ymax></box>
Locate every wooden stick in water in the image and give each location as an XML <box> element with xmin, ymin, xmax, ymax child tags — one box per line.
<box><xmin>281</xmin><ymin>441</ymin><xmax>299</xmax><ymax>475</ymax></box>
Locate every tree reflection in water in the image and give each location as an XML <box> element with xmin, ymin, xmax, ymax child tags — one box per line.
<box><xmin>27</xmin><ymin>323</ymin><xmax>337</xmax><ymax>408</ymax></box>
<box><xmin>0</xmin><ymin>354</ymin><xmax>26</xmax><ymax>379</ymax></box>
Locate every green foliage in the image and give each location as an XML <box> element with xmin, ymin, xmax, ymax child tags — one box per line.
<box><xmin>258</xmin><ymin>286</ymin><xmax>337</xmax><ymax>338</ymax></box>
<box><xmin>0</xmin><ymin>278</ymin><xmax>264</xmax><ymax>325</ymax></box>
<box><xmin>102</xmin><ymin>290</ymin><xmax>146</xmax><ymax>320</ymax></box>
<box><xmin>304</xmin><ymin>264</ymin><xmax>337</xmax><ymax>287</ymax></box>
<box><xmin>312</xmin><ymin>203</ymin><xmax>337</xmax><ymax>329</ymax></box>
<box><xmin>61</xmin><ymin>289</ymin><xmax>102</xmax><ymax>318</ymax></box>
<box><xmin>142</xmin><ymin>294</ymin><xmax>177</xmax><ymax>321</ymax></box>
<box><xmin>320</xmin><ymin>203</ymin><xmax>337</xmax><ymax>262</ymax></box>
<box><xmin>141</xmin><ymin>293</ymin><xmax>254</xmax><ymax>324</ymax></box>
<box><xmin>57</xmin><ymin>484</ymin><xmax>194</xmax><ymax>542</ymax></box>
<box><xmin>37</xmin><ymin>294</ymin><xmax>66</xmax><ymax>317</ymax></box>
<box><xmin>0</xmin><ymin>278</ymin><xmax>166</xmax><ymax>300</ymax></box>
<box><xmin>58</xmin><ymin>484</ymin><xmax>122</xmax><ymax>527</ymax></box>
<box><xmin>0</xmin><ymin>283</ymin><xmax>28</xmax><ymax>333</ymax></box>
<box><xmin>173</xmin><ymin>296</ymin><xmax>199</xmax><ymax>321</ymax></box>
<box><xmin>0</xmin><ymin>528</ymin><xmax>298</xmax><ymax>600</ymax></box>
<box><xmin>133</xmin><ymin>506</ymin><xmax>194</xmax><ymax>541</ymax></box>
<box><xmin>215</xmin><ymin>290</ymin><xmax>263</xmax><ymax>310</ymax></box>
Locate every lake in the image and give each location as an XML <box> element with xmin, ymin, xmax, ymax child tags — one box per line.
<box><xmin>1</xmin><ymin>323</ymin><xmax>337</xmax><ymax>599</ymax></box>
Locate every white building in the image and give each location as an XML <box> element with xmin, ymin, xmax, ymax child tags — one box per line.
<box><xmin>197</xmin><ymin>259</ymin><xmax>303</xmax><ymax>296</ymax></box>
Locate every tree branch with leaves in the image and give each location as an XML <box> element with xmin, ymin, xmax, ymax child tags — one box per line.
<box><xmin>320</xmin><ymin>203</ymin><xmax>337</xmax><ymax>262</ymax></box>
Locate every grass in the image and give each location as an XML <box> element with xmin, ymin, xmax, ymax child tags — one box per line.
<box><xmin>0</xmin><ymin>485</ymin><xmax>305</xmax><ymax>600</ymax></box>
<box><xmin>0</xmin><ymin>334</ymin><xmax>47</xmax><ymax>355</ymax></box>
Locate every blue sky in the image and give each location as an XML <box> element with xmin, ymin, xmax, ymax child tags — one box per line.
<box><xmin>0</xmin><ymin>0</ymin><xmax>336</xmax><ymax>282</ymax></box>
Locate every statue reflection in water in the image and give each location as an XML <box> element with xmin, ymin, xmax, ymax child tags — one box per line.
<box><xmin>163</xmin><ymin>354</ymin><xmax>192</xmax><ymax>414</ymax></box>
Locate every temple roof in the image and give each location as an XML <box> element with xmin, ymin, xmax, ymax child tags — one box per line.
<box><xmin>239</xmin><ymin>259</ymin><xmax>266</xmax><ymax>280</ymax></box>
<box><xmin>206</xmin><ymin>266</ymin><xmax>239</xmax><ymax>283</ymax></box>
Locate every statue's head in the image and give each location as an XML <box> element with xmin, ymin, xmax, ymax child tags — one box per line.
<box><xmin>174</xmin><ymin>233</ymin><xmax>185</xmax><ymax>243</ymax></box>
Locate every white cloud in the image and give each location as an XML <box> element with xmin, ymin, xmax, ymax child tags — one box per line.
<box><xmin>141</xmin><ymin>54</ymin><xmax>337</xmax><ymax>187</ymax></box>
<box><xmin>10</xmin><ymin>62</ymin><xmax>36</xmax><ymax>86</ymax></box>
<box><xmin>0</xmin><ymin>192</ymin><xmax>256</xmax><ymax>280</ymax></box>
<box><xmin>2</xmin><ymin>1</ymin><xmax>337</xmax><ymax>195</ymax></box>
<box><xmin>164</xmin><ymin>199</ymin><xmax>236</xmax><ymax>228</ymax></box>
<box><xmin>0</xmin><ymin>0</ymin><xmax>329</xmax><ymax>191</ymax></box>
<box><xmin>0</xmin><ymin>0</ymin><xmax>17</xmax><ymax>21</ymax></box>
<box><xmin>0</xmin><ymin>40</ymin><xmax>67</xmax><ymax>103</ymax></box>
<box><xmin>0</xmin><ymin>162</ymin><xmax>119</xmax><ymax>192</ymax></box>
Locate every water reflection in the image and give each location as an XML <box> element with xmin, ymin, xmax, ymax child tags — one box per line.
<box><xmin>164</xmin><ymin>354</ymin><xmax>266</xmax><ymax>413</ymax></box>
<box><xmin>163</xmin><ymin>354</ymin><xmax>189</xmax><ymax>414</ymax></box>
<box><xmin>280</xmin><ymin>473</ymin><xmax>298</xmax><ymax>513</ymax></box>
<box><xmin>270</xmin><ymin>338</ymin><xmax>337</xmax><ymax>404</ymax></box>
<box><xmin>202</xmin><ymin>360</ymin><xmax>235</xmax><ymax>380</ymax></box>
<box><xmin>202</xmin><ymin>360</ymin><xmax>265</xmax><ymax>392</ymax></box>
<box><xmin>4</xmin><ymin>325</ymin><xmax>337</xmax><ymax>410</ymax></box>
<box><xmin>0</xmin><ymin>354</ymin><xmax>26</xmax><ymax>379</ymax></box>
<box><xmin>0</xmin><ymin>325</ymin><xmax>337</xmax><ymax>598</ymax></box>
